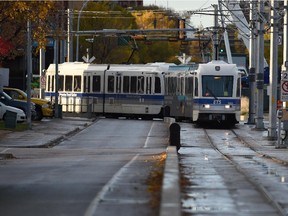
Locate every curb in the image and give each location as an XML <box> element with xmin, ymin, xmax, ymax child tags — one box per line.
<box><xmin>160</xmin><ymin>146</ymin><xmax>181</xmax><ymax>216</ymax></box>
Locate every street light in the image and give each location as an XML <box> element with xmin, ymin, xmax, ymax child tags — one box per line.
<box><xmin>76</xmin><ymin>0</ymin><xmax>90</xmax><ymax>61</ymax></box>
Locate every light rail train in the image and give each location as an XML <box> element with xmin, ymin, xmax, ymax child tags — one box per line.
<box><xmin>164</xmin><ymin>60</ymin><xmax>241</xmax><ymax>126</ymax></box>
<box><xmin>45</xmin><ymin>60</ymin><xmax>241</xmax><ymax>126</ymax></box>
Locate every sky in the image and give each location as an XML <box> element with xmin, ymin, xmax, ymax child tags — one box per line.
<box><xmin>144</xmin><ymin>0</ymin><xmax>218</xmax><ymax>28</ymax></box>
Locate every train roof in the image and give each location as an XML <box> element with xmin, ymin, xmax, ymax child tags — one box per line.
<box><xmin>46</xmin><ymin>62</ymin><xmax>171</xmax><ymax>74</ymax></box>
<box><xmin>198</xmin><ymin>60</ymin><xmax>238</xmax><ymax>74</ymax></box>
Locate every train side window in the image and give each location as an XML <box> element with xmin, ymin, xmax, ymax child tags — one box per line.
<box><xmin>52</xmin><ymin>76</ymin><xmax>54</xmax><ymax>92</ymax></box>
<box><xmin>173</xmin><ymin>77</ymin><xmax>177</xmax><ymax>95</ymax></box>
<box><xmin>87</xmin><ymin>76</ymin><xmax>91</xmax><ymax>93</ymax></box>
<box><xmin>165</xmin><ymin>77</ymin><xmax>168</xmax><ymax>95</ymax></box>
<box><xmin>186</xmin><ymin>77</ymin><xmax>193</xmax><ymax>95</ymax></box>
<box><xmin>181</xmin><ymin>77</ymin><xmax>185</xmax><ymax>95</ymax></box>
<box><xmin>108</xmin><ymin>76</ymin><xmax>115</xmax><ymax>93</ymax></box>
<box><xmin>65</xmin><ymin>75</ymin><xmax>73</xmax><ymax>91</ymax></box>
<box><xmin>74</xmin><ymin>76</ymin><xmax>81</xmax><ymax>92</ymax></box>
<box><xmin>123</xmin><ymin>76</ymin><xmax>130</xmax><ymax>93</ymax></box>
<box><xmin>237</xmin><ymin>77</ymin><xmax>241</xmax><ymax>97</ymax></box>
<box><xmin>116</xmin><ymin>75</ymin><xmax>121</xmax><ymax>93</ymax></box>
<box><xmin>47</xmin><ymin>76</ymin><xmax>50</xmax><ymax>91</ymax></box>
<box><xmin>155</xmin><ymin>76</ymin><xmax>161</xmax><ymax>93</ymax></box>
<box><xmin>194</xmin><ymin>77</ymin><xmax>198</xmax><ymax>96</ymax></box>
<box><xmin>92</xmin><ymin>75</ymin><xmax>101</xmax><ymax>92</ymax></box>
<box><xmin>59</xmin><ymin>75</ymin><xmax>64</xmax><ymax>91</ymax></box>
<box><xmin>131</xmin><ymin>76</ymin><xmax>137</xmax><ymax>93</ymax></box>
<box><xmin>137</xmin><ymin>76</ymin><xmax>144</xmax><ymax>93</ymax></box>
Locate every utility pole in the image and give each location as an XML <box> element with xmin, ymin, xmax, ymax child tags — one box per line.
<box><xmin>212</xmin><ymin>4</ymin><xmax>219</xmax><ymax>60</ymax></box>
<box><xmin>247</xmin><ymin>0</ymin><xmax>257</xmax><ymax>125</ymax></box>
<box><xmin>26</xmin><ymin>20</ymin><xmax>32</xmax><ymax>129</ymax></box>
<box><xmin>268</xmin><ymin>0</ymin><xmax>279</xmax><ymax>139</ymax></box>
<box><xmin>76</xmin><ymin>0</ymin><xmax>90</xmax><ymax>61</ymax></box>
<box><xmin>54</xmin><ymin>39</ymin><xmax>59</xmax><ymax>118</ymax></box>
<box><xmin>218</xmin><ymin>0</ymin><xmax>233</xmax><ymax>64</ymax></box>
<box><xmin>255</xmin><ymin>0</ymin><xmax>265</xmax><ymax>130</ymax></box>
<box><xmin>39</xmin><ymin>48</ymin><xmax>45</xmax><ymax>99</ymax></box>
<box><xmin>281</xmin><ymin>0</ymin><xmax>288</xmax><ymax>146</ymax></box>
<box><xmin>67</xmin><ymin>7</ymin><xmax>73</xmax><ymax>62</ymax></box>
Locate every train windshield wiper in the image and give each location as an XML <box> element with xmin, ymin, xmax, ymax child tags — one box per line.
<box><xmin>206</xmin><ymin>87</ymin><xmax>218</xmax><ymax>100</ymax></box>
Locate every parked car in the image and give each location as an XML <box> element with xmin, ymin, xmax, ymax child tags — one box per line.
<box><xmin>3</xmin><ymin>87</ymin><xmax>54</xmax><ymax>120</ymax></box>
<box><xmin>0</xmin><ymin>91</ymin><xmax>37</xmax><ymax>120</ymax></box>
<box><xmin>0</xmin><ymin>101</ymin><xmax>26</xmax><ymax>122</ymax></box>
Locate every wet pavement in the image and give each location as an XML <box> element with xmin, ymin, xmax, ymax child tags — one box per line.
<box><xmin>1</xmin><ymin>116</ymin><xmax>288</xmax><ymax>215</ymax></box>
<box><xmin>178</xmin><ymin>118</ymin><xmax>288</xmax><ymax>216</ymax></box>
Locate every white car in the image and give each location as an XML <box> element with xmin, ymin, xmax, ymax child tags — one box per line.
<box><xmin>0</xmin><ymin>101</ymin><xmax>26</xmax><ymax>122</ymax></box>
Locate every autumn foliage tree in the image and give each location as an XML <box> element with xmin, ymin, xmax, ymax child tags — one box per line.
<box><xmin>0</xmin><ymin>1</ymin><xmax>57</xmax><ymax>64</ymax></box>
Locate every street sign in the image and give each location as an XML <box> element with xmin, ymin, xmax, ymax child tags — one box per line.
<box><xmin>282</xmin><ymin>72</ymin><xmax>288</xmax><ymax>81</ymax></box>
<box><xmin>40</xmin><ymin>75</ymin><xmax>46</xmax><ymax>89</ymax></box>
<box><xmin>82</xmin><ymin>56</ymin><xmax>95</xmax><ymax>63</ymax></box>
<box><xmin>281</xmin><ymin>80</ymin><xmax>288</xmax><ymax>101</ymax></box>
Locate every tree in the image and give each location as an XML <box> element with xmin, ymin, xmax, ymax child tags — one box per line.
<box><xmin>75</xmin><ymin>2</ymin><xmax>138</xmax><ymax>63</ymax></box>
<box><xmin>0</xmin><ymin>1</ymin><xmax>57</xmax><ymax>63</ymax></box>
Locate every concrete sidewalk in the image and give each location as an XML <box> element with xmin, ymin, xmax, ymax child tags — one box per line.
<box><xmin>234</xmin><ymin>121</ymin><xmax>288</xmax><ymax>165</ymax></box>
<box><xmin>0</xmin><ymin>117</ymin><xmax>94</xmax><ymax>148</ymax></box>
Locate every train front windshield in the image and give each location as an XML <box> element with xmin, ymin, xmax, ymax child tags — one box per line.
<box><xmin>202</xmin><ymin>75</ymin><xmax>233</xmax><ymax>97</ymax></box>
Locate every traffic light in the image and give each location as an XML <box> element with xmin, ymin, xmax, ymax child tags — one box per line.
<box><xmin>178</xmin><ymin>19</ymin><xmax>186</xmax><ymax>40</ymax></box>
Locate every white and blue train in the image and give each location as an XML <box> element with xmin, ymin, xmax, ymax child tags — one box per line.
<box><xmin>45</xmin><ymin>62</ymin><xmax>170</xmax><ymax>119</ymax></box>
<box><xmin>164</xmin><ymin>60</ymin><xmax>242</xmax><ymax>126</ymax></box>
<box><xmin>44</xmin><ymin>60</ymin><xmax>242</xmax><ymax>126</ymax></box>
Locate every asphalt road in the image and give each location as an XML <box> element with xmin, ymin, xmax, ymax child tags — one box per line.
<box><xmin>0</xmin><ymin>118</ymin><xmax>168</xmax><ymax>216</ymax></box>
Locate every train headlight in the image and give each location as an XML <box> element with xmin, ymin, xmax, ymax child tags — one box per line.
<box><xmin>225</xmin><ymin>104</ymin><xmax>232</xmax><ymax>109</ymax></box>
<box><xmin>203</xmin><ymin>104</ymin><xmax>210</xmax><ymax>109</ymax></box>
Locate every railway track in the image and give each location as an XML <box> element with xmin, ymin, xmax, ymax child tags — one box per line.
<box><xmin>178</xmin><ymin>123</ymin><xmax>288</xmax><ymax>216</ymax></box>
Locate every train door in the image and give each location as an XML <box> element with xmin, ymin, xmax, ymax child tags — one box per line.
<box><xmin>192</xmin><ymin>74</ymin><xmax>199</xmax><ymax>122</ymax></box>
<box><xmin>184</xmin><ymin>75</ymin><xmax>193</xmax><ymax>120</ymax></box>
<box><xmin>114</xmin><ymin>72</ymin><xmax>123</xmax><ymax>114</ymax></box>
<box><xmin>104</xmin><ymin>73</ymin><xmax>115</xmax><ymax>115</ymax></box>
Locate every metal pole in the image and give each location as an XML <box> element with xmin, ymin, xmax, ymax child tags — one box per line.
<box><xmin>268</xmin><ymin>0</ymin><xmax>279</xmax><ymax>139</ymax></box>
<box><xmin>67</xmin><ymin>8</ymin><xmax>73</xmax><ymax>62</ymax></box>
<box><xmin>255</xmin><ymin>0</ymin><xmax>265</xmax><ymax>129</ymax></box>
<box><xmin>39</xmin><ymin>48</ymin><xmax>45</xmax><ymax>99</ymax></box>
<box><xmin>218</xmin><ymin>0</ymin><xmax>233</xmax><ymax>63</ymax></box>
<box><xmin>212</xmin><ymin>4</ymin><xmax>219</xmax><ymax>60</ymax></box>
<box><xmin>282</xmin><ymin>0</ymin><xmax>288</xmax><ymax>145</ymax></box>
<box><xmin>54</xmin><ymin>39</ymin><xmax>59</xmax><ymax>118</ymax></box>
<box><xmin>26</xmin><ymin>20</ymin><xmax>32</xmax><ymax>129</ymax></box>
<box><xmin>247</xmin><ymin>0</ymin><xmax>257</xmax><ymax>125</ymax></box>
<box><xmin>76</xmin><ymin>0</ymin><xmax>90</xmax><ymax>62</ymax></box>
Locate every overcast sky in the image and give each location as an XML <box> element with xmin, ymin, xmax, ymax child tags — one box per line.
<box><xmin>144</xmin><ymin>0</ymin><xmax>218</xmax><ymax>28</ymax></box>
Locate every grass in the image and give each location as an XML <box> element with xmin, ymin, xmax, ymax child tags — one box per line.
<box><xmin>0</xmin><ymin>120</ymin><xmax>29</xmax><ymax>131</ymax></box>
<box><xmin>147</xmin><ymin>152</ymin><xmax>167</xmax><ymax>211</ymax></box>
<box><xmin>241</xmin><ymin>96</ymin><xmax>249</xmax><ymax>116</ymax></box>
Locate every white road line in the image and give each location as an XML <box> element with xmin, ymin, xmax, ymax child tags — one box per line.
<box><xmin>144</xmin><ymin>122</ymin><xmax>154</xmax><ymax>148</ymax></box>
<box><xmin>84</xmin><ymin>154</ymin><xmax>140</xmax><ymax>216</ymax></box>
<box><xmin>0</xmin><ymin>148</ymin><xmax>10</xmax><ymax>153</ymax></box>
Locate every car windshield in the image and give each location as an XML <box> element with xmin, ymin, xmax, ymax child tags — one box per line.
<box><xmin>1</xmin><ymin>91</ymin><xmax>13</xmax><ymax>100</ymax></box>
<box><xmin>18</xmin><ymin>89</ymin><xmax>28</xmax><ymax>98</ymax></box>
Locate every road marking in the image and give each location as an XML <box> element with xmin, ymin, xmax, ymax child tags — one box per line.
<box><xmin>84</xmin><ymin>154</ymin><xmax>140</xmax><ymax>216</ymax></box>
<box><xmin>144</xmin><ymin>122</ymin><xmax>154</xmax><ymax>148</ymax></box>
<box><xmin>0</xmin><ymin>148</ymin><xmax>10</xmax><ymax>153</ymax></box>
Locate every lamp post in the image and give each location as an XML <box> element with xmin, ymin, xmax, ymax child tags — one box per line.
<box><xmin>76</xmin><ymin>0</ymin><xmax>90</xmax><ymax>61</ymax></box>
